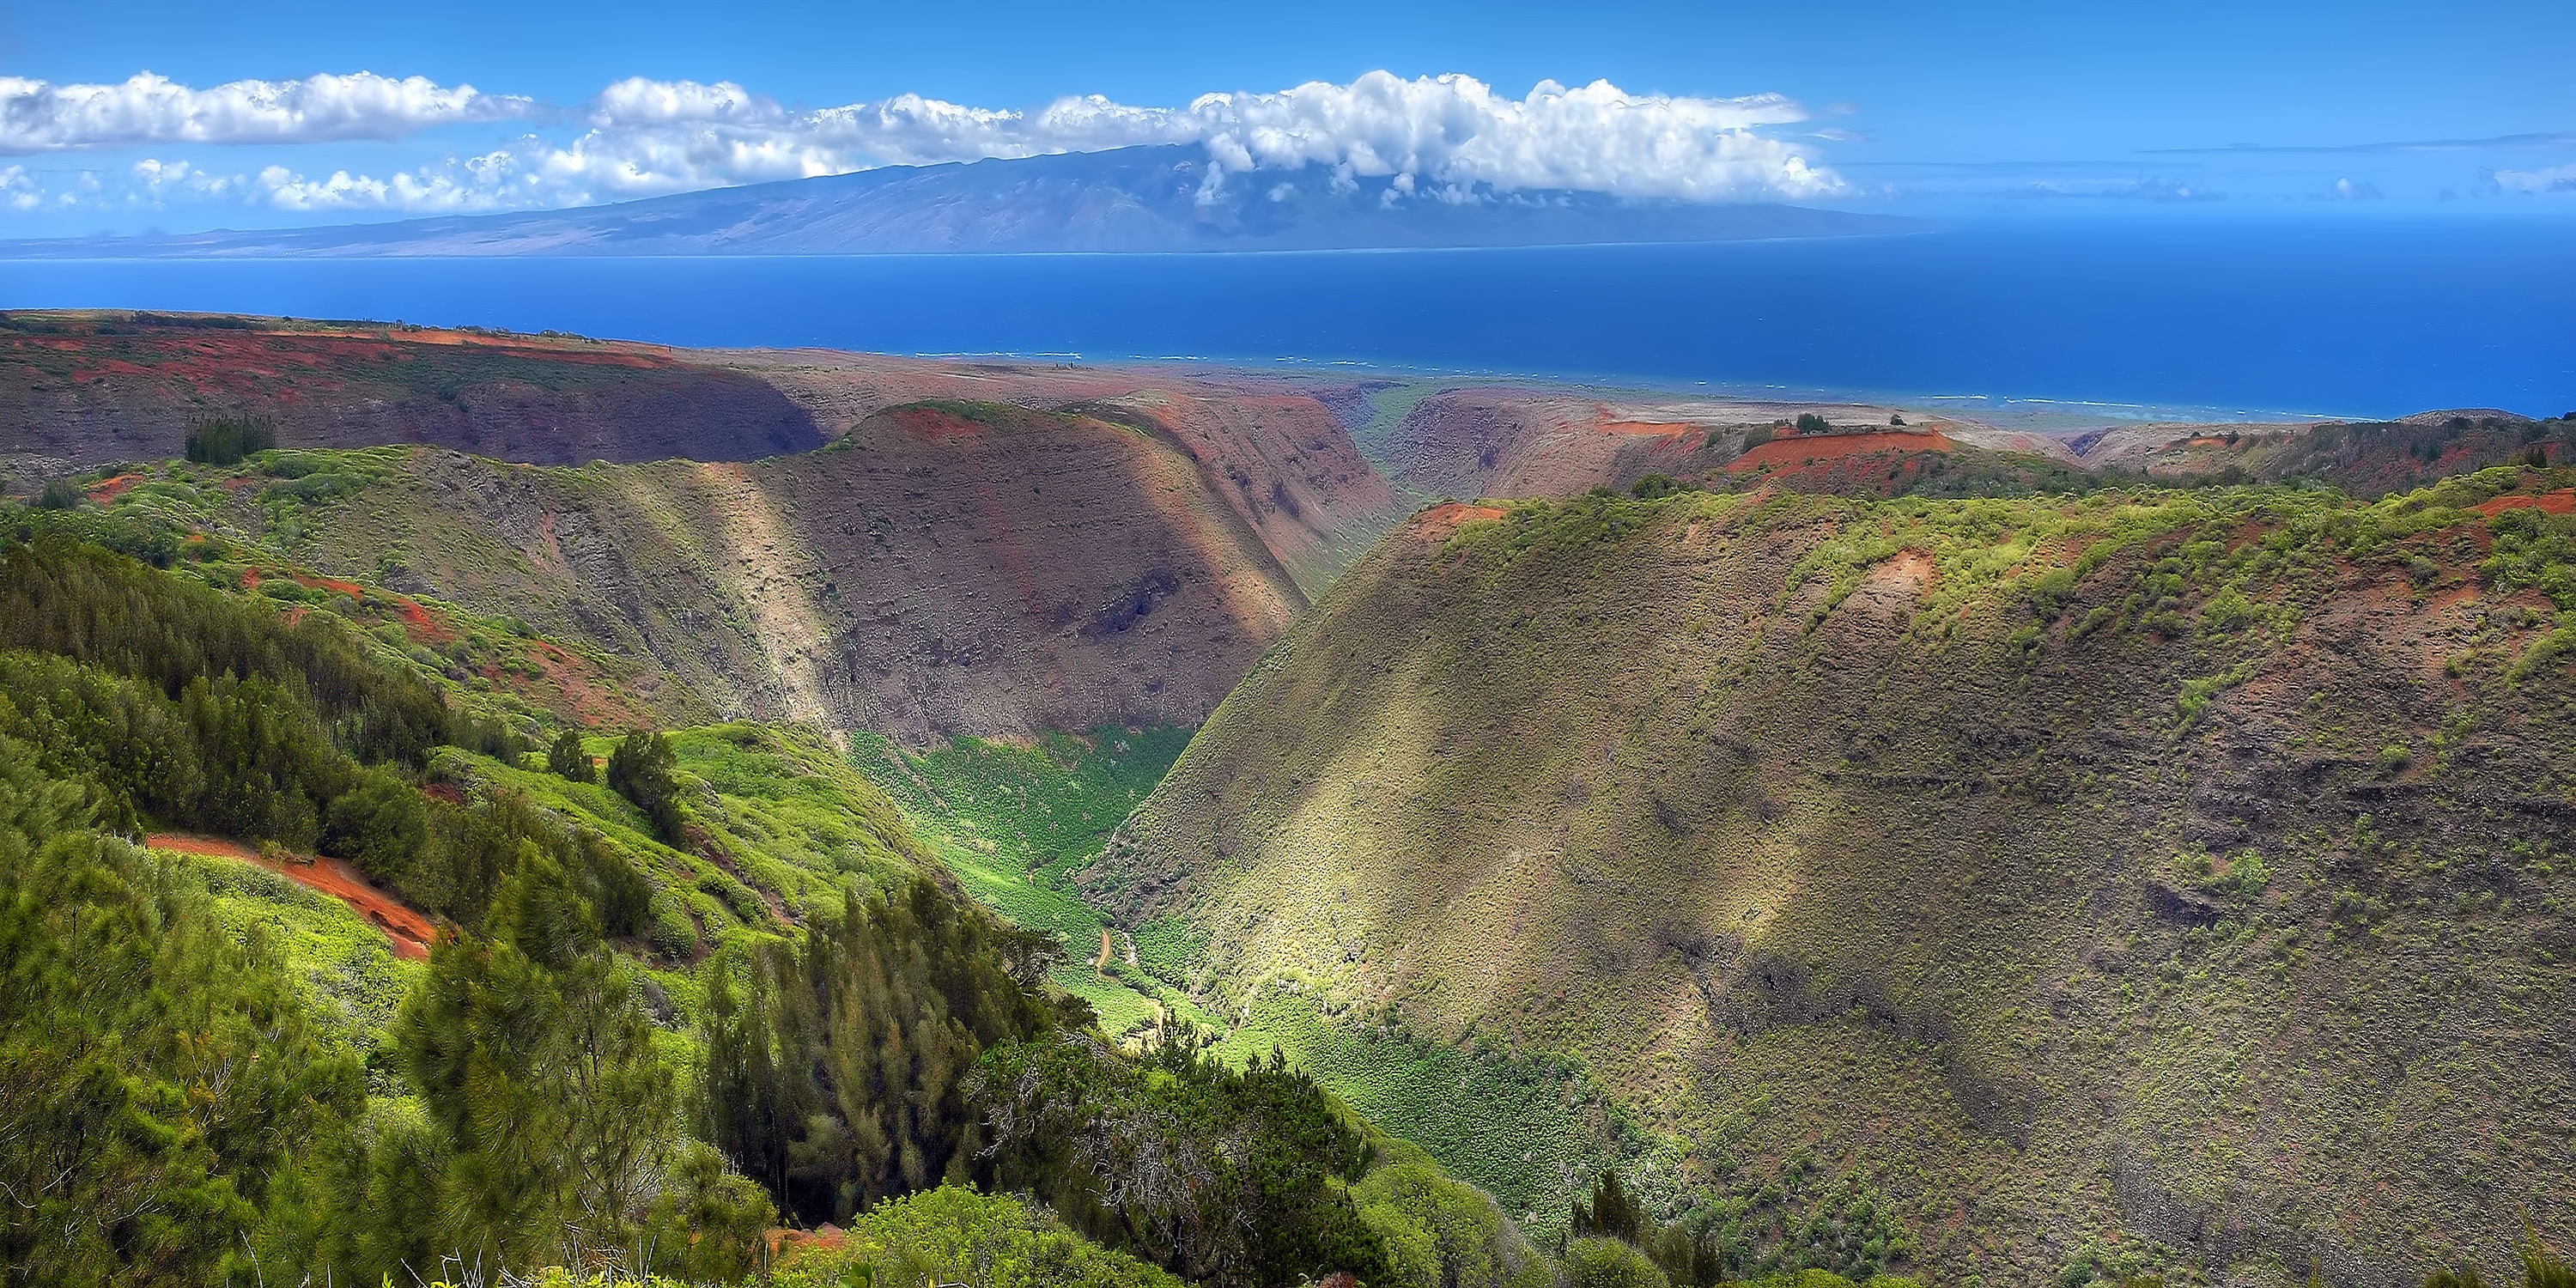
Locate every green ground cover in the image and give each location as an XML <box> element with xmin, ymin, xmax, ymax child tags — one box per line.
<box><xmin>167</xmin><ymin>848</ymin><xmax>423</xmax><ymax>1070</ymax></box>
<box><xmin>849</xmin><ymin>725</ymin><xmax>1194</xmax><ymax>1036</ymax></box>
<box><xmin>1218</xmin><ymin>989</ymin><xmax>1646</xmax><ymax>1244</ymax></box>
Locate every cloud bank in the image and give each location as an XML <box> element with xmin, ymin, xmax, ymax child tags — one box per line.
<box><xmin>0</xmin><ymin>72</ymin><xmax>532</xmax><ymax>153</ymax></box>
<box><xmin>6</xmin><ymin>70</ymin><xmax>1837</xmax><ymax>215</ymax></box>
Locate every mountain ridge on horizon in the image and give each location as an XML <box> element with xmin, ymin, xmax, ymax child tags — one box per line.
<box><xmin>0</xmin><ymin>144</ymin><xmax>1915</xmax><ymax>258</ymax></box>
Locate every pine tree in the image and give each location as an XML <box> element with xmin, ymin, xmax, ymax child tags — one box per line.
<box><xmin>547</xmin><ymin>726</ymin><xmax>595</xmax><ymax>783</ymax></box>
<box><xmin>605</xmin><ymin>728</ymin><xmax>683</xmax><ymax>840</ymax></box>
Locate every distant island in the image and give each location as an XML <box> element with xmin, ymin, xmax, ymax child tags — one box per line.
<box><xmin>0</xmin><ymin>144</ymin><xmax>1913</xmax><ymax>258</ymax></box>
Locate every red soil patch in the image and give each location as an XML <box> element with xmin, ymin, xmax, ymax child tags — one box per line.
<box><xmin>145</xmin><ymin>833</ymin><xmax>437</xmax><ymax>960</ymax></box>
<box><xmin>1725</xmin><ymin>429</ymin><xmax>1953</xmax><ymax>472</ymax></box>
<box><xmin>1415</xmin><ymin>501</ymin><xmax>1507</xmax><ymax>539</ymax></box>
<box><xmin>239</xmin><ymin>567</ymin><xmax>263</xmax><ymax>587</ymax></box>
<box><xmin>296</xmin><ymin>574</ymin><xmax>368</xmax><ymax>601</ymax></box>
<box><xmin>422</xmin><ymin>782</ymin><xmax>466</xmax><ymax>805</ymax></box>
<box><xmin>770</xmin><ymin>1224</ymin><xmax>848</xmax><ymax>1259</ymax></box>
<box><xmin>1876</xmin><ymin>548</ymin><xmax>1938</xmax><ymax>593</ymax></box>
<box><xmin>86</xmin><ymin>473</ymin><xmax>143</xmax><ymax>502</ymax></box>
<box><xmin>389</xmin><ymin>595</ymin><xmax>453</xmax><ymax>644</ymax></box>
<box><xmin>2474</xmin><ymin>489</ymin><xmax>2574</xmax><ymax>517</ymax></box>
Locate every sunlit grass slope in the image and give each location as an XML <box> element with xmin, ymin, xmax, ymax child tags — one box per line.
<box><xmin>1092</xmin><ymin>470</ymin><xmax>2576</xmax><ymax>1285</ymax></box>
<box><xmin>852</xmin><ymin>726</ymin><xmax>1198</xmax><ymax>1036</ymax></box>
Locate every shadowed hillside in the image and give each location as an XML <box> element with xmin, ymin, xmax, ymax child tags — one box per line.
<box><xmin>1090</xmin><ymin>470</ymin><xmax>2576</xmax><ymax>1286</ymax></box>
<box><xmin>53</xmin><ymin>399</ymin><xmax>1401</xmax><ymax>740</ymax></box>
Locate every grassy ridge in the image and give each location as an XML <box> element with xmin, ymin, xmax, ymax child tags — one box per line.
<box><xmin>1098</xmin><ymin>467</ymin><xmax>2576</xmax><ymax>1286</ymax></box>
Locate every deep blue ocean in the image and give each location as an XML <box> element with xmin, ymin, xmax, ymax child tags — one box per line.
<box><xmin>3</xmin><ymin>216</ymin><xmax>2570</xmax><ymax>422</ymax></box>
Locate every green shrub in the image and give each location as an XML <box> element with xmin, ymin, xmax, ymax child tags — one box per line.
<box><xmin>2232</xmin><ymin>849</ymin><xmax>2271</xmax><ymax>896</ymax></box>
<box><xmin>1565</xmin><ymin>1236</ymin><xmax>1672</xmax><ymax>1288</ymax></box>
<box><xmin>606</xmin><ymin>728</ymin><xmax>683</xmax><ymax>840</ymax></box>
<box><xmin>774</xmin><ymin>1186</ymin><xmax>1187</xmax><ymax>1288</ymax></box>
<box><xmin>704</xmin><ymin>880</ymin><xmax>1060</xmax><ymax>1225</ymax></box>
<box><xmin>2524</xmin><ymin>1234</ymin><xmax>2576</xmax><ymax>1288</ymax></box>
<box><xmin>1355</xmin><ymin>1160</ymin><xmax>1540</xmax><ymax>1288</ymax></box>
<box><xmin>323</xmin><ymin>768</ymin><xmax>429</xmax><ymax>879</ymax></box>
<box><xmin>0</xmin><ymin>745</ymin><xmax>368</xmax><ymax>1285</ymax></box>
<box><xmin>647</xmin><ymin>890</ymin><xmax>701</xmax><ymax>960</ymax></box>
<box><xmin>547</xmin><ymin>727</ymin><xmax>595</xmax><ymax>783</ymax></box>
<box><xmin>34</xmin><ymin>478</ymin><xmax>84</xmax><ymax>510</ymax></box>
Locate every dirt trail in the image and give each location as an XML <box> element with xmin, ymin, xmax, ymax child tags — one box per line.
<box><xmin>1097</xmin><ymin>927</ymin><xmax>1116</xmax><ymax>975</ymax></box>
<box><xmin>146</xmin><ymin>834</ymin><xmax>437</xmax><ymax>960</ymax></box>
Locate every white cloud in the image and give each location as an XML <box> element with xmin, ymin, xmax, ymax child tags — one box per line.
<box><xmin>2488</xmin><ymin>163</ymin><xmax>2576</xmax><ymax>194</ymax></box>
<box><xmin>131</xmin><ymin>158</ymin><xmax>242</xmax><ymax>204</ymax></box>
<box><xmin>0</xmin><ymin>165</ymin><xmax>39</xmax><ymax>211</ymax></box>
<box><xmin>1170</xmin><ymin>73</ymin><xmax>1829</xmax><ymax>202</ymax></box>
<box><xmin>16</xmin><ymin>70</ymin><xmax>1840</xmax><ymax>216</ymax></box>
<box><xmin>0</xmin><ymin>71</ymin><xmax>532</xmax><ymax>153</ymax></box>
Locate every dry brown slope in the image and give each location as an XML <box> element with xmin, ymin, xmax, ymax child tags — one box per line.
<box><xmin>717</xmin><ymin>351</ymin><xmax>1405</xmax><ymax>593</ymax></box>
<box><xmin>296</xmin><ymin>403</ymin><xmax>1321</xmax><ymax>740</ymax></box>
<box><xmin>1092</xmin><ymin>478</ymin><xmax>2576</xmax><ymax>1286</ymax></box>
<box><xmin>1383</xmin><ymin>387</ymin><xmax>2028</xmax><ymax>500</ymax></box>
<box><xmin>0</xmin><ymin>312</ymin><xmax>826</xmax><ymax>471</ymax></box>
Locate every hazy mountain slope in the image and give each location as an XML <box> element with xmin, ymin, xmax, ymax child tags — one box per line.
<box><xmin>1089</xmin><ymin>472</ymin><xmax>2576</xmax><ymax>1286</ymax></box>
<box><xmin>0</xmin><ymin>146</ymin><xmax>1911</xmax><ymax>258</ymax></box>
<box><xmin>1374</xmin><ymin>387</ymin><xmax>2101</xmax><ymax>501</ymax></box>
<box><xmin>2073</xmin><ymin>410</ymin><xmax>2573</xmax><ymax>495</ymax></box>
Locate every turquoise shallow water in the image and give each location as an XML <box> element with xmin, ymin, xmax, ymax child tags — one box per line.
<box><xmin>4</xmin><ymin>216</ymin><xmax>2570</xmax><ymax>419</ymax></box>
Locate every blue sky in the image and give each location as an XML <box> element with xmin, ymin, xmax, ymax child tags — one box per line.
<box><xmin>3</xmin><ymin>0</ymin><xmax>2571</xmax><ymax>236</ymax></box>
